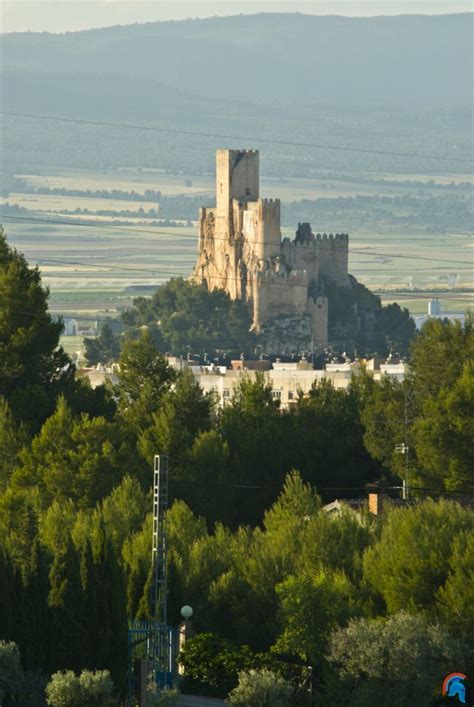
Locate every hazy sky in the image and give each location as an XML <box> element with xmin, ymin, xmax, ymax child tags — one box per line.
<box><xmin>1</xmin><ymin>0</ymin><xmax>470</xmax><ymax>34</ymax></box>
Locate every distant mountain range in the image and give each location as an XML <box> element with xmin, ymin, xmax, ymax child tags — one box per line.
<box><xmin>0</xmin><ymin>13</ymin><xmax>472</xmax><ymax>178</ymax></box>
<box><xmin>2</xmin><ymin>13</ymin><xmax>472</xmax><ymax>111</ymax></box>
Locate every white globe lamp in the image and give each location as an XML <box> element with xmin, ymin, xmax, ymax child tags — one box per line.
<box><xmin>180</xmin><ymin>605</ymin><xmax>193</xmax><ymax>621</ymax></box>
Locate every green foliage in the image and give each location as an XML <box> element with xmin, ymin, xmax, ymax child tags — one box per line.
<box><xmin>14</xmin><ymin>397</ymin><xmax>126</xmax><ymax>509</ymax></box>
<box><xmin>414</xmin><ymin>360</ymin><xmax>474</xmax><ymax>493</ymax></box>
<box><xmin>410</xmin><ymin>315</ymin><xmax>474</xmax><ymax>400</ymax></box>
<box><xmin>99</xmin><ymin>475</ymin><xmax>148</xmax><ymax>554</ymax></box>
<box><xmin>317</xmin><ymin>276</ymin><xmax>415</xmax><ymax>357</ymax></box>
<box><xmin>114</xmin><ymin>331</ymin><xmax>176</xmax><ymax>485</ymax></box>
<box><xmin>360</xmin><ymin>373</ymin><xmax>413</xmax><ymax>481</ymax></box>
<box><xmin>408</xmin><ymin>317</ymin><xmax>474</xmax><ymax>492</ymax></box>
<box><xmin>274</xmin><ymin>570</ymin><xmax>354</xmax><ymax>664</ymax></box>
<box><xmin>138</xmin><ymin>370</ymin><xmax>214</xmax><ymax>473</ymax></box>
<box><xmin>45</xmin><ymin>669</ymin><xmax>114</xmax><ymax>707</ymax></box>
<box><xmin>0</xmin><ymin>486</ymin><xmax>40</xmax><ymax>577</ymax></box>
<box><xmin>0</xmin><ymin>226</ymin><xmax>73</xmax><ymax>428</ymax></box>
<box><xmin>261</xmin><ymin>471</ymin><xmax>321</xmax><ymax>577</ymax></box>
<box><xmin>264</xmin><ymin>470</ymin><xmax>320</xmax><ymax>534</ymax></box>
<box><xmin>84</xmin><ymin>324</ymin><xmax>121</xmax><ymax>365</ymax></box>
<box><xmin>179</xmin><ymin>633</ymin><xmax>254</xmax><ymax>697</ymax></box>
<box><xmin>117</xmin><ymin>330</ymin><xmax>175</xmax><ymax>405</ymax></box>
<box><xmin>121</xmin><ymin>514</ymin><xmax>153</xmax><ymax>618</ymax></box>
<box><xmin>228</xmin><ymin>668</ymin><xmax>294</xmax><ymax>707</ymax></box>
<box><xmin>363</xmin><ymin>500</ymin><xmax>474</xmax><ymax>614</ymax></box>
<box><xmin>0</xmin><ymin>235</ymin><xmax>472</xmax><ymax>704</ymax></box>
<box><xmin>178</xmin><ymin>430</ymin><xmax>232</xmax><ymax>525</ymax></box>
<box><xmin>122</xmin><ymin>277</ymin><xmax>254</xmax><ymax>355</ymax></box>
<box><xmin>286</xmin><ymin>379</ymin><xmax>379</xmax><ymax>498</ymax></box>
<box><xmin>144</xmin><ymin>681</ymin><xmax>179</xmax><ymax>707</ymax></box>
<box><xmin>327</xmin><ymin>612</ymin><xmax>472</xmax><ymax>707</ymax></box>
<box><xmin>219</xmin><ymin>375</ymin><xmax>291</xmax><ymax>525</ymax></box>
<box><xmin>0</xmin><ymin>397</ymin><xmax>28</xmax><ymax>492</ymax></box>
<box><xmin>436</xmin><ymin>530</ymin><xmax>474</xmax><ymax>638</ymax></box>
<box><xmin>0</xmin><ymin>641</ymin><xmax>23</xmax><ymax>704</ymax></box>
<box><xmin>39</xmin><ymin>499</ymin><xmax>77</xmax><ymax>555</ymax></box>
<box><xmin>361</xmin><ymin>317</ymin><xmax>474</xmax><ymax>493</ymax></box>
<box><xmin>0</xmin><ymin>549</ymin><xmax>17</xmax><ymax>641</ymax></box>
<box><xmin>300</xmin><ymin>508</ymin><xmax>373</xmax><ymax>580</ymax></box>
<box><xmin>375</xmin><ymin>303</ymin><xmax>416</xmax><ymax>357</ymax></box>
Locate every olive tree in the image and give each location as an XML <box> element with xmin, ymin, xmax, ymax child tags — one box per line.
<box><xmin>228</xmin><ymin>669</ymin><xmax>293</xmax><ymax>707</ymax></box>
<box><xmin>45</xmin><ymin>669</ymin><xmax>114</xmax><ymax>707</ymax></box>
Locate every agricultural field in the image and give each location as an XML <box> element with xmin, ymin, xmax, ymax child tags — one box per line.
<box><xmin>1</xmin><ymin>166</ymin><xmax>472</xmax><ymax>323</ymax></box>
<box><xmin>2</xmin><ymin>192</ymin><xmax>160</xmax><ymax>215</ymax></box>
<box><xmin>15</xmin><ymin>168</ymin><xmax>215</xmax><ymax>197</ymax></box>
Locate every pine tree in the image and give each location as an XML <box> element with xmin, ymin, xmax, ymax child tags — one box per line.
<box><xmin>0</xmin><ymin>396</ymin><xmax>28</xmax><ymax>492</ymax></box>
<box><xmin>0</xmin><ymin>226</ymin><xmax>74</xmax><ymax>428</ymax></box>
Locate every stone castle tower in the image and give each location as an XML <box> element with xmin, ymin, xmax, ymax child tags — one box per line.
<box><xmin>192</xmin><ymin>149</ymin><xmax>350</xmax><ymax>347</ymax></box>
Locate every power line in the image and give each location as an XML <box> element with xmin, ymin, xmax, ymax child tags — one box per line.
<box><xmin>1</xmin><ymin>110</ymin><xmax>472</xmax><ymax>165</ymax></box>
<box><xmin>22</xmin><ymin>255</ymin><xmax>474</xmax><ymax>297</ymax></box>
<box><xmin>2</xmin><ymin>213</ymin><xmax>472</xmax><ymax>268</ymax></box>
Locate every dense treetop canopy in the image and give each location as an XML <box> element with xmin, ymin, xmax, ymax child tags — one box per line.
<box><xmin>0</xmin><ymin>227</ymin><xmax>472</xmax><ymax>705</ymax></box>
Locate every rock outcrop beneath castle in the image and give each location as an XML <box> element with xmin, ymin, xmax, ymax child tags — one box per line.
<box><xmin>192</xmin><ymin>149</ymin><xmax>350</xmax><ymax>348</ymax></box>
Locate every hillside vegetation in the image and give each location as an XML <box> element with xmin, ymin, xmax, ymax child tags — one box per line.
<box><xmin>0</xmin><ymin>226</ymin><xmax>473</xmax><ymax>704</ymax></box>
<box><xmin>1</xmin><ymin>13</ymin><xmax>472</xmax><ymax>181</ymax></box>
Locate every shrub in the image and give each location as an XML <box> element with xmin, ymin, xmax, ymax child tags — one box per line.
<box><xmin>145</xmin><ymin>679</ymin><xmax>179</xmax><ymax>706</ymax></box>
<box><xmin>327</xmin><ymin>612</ymin><xmax>473</xmax><ymax>706</ymax></box>
<box><xmin>228</xmin><ymin>668</ymin><xmax>294</xmax><ymax>707</ymax></box>
<box><xmin>45</xmin><ymin>669</ymin><xmax>114</xmax><ymax>707</ymax></box>
<box><xmin>179</xmin><ymin>633</ymin><xmax>254</xmax><ymax>696</ymax></box>
<box><xmin>0</xmin><ymin>641</ymin><xmax>23</xmax><ymax>704</ymax></box>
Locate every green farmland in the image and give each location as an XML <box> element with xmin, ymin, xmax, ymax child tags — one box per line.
<box><xmin>1</xmin><ymin>166</ymin><xmax>472</xmax><ymax>321</ymax></box>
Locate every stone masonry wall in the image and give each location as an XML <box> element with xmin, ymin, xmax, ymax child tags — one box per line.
<box><xmin>192</xmin><ymin>150</ymin><xmax>350</xmax><ymax>346</ymax></box>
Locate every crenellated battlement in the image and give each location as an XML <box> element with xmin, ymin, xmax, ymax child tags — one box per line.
<box><xmin>193</xmin><ymin>149</ymin><xmax>350</xmax><ymax>344</ymax></box>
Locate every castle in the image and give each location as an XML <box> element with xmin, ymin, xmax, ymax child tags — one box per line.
<box><xmin>192</xmin><ymin>149</ymin><xmax>350</xmax><ymax>348</ymax></box>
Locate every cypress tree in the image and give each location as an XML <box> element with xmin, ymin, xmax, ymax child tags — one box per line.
<box><xmin>48</xmin><ymin>539</ymin><xmax>86</xmax><ymax>673</ymax></box>
<box><xmin>0</xmin><ymin>547</ymin><xmax>16</xmax><ymax>641</ymax></box>
<box><xmin>90</xmin><ymin>524</ymin><xmax>128</xmax><ymax>686</ymax></box>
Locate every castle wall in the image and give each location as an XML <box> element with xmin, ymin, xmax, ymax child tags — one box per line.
<box><xmin>307</xmin><ymin>296</ymin><xmax>329</xmax><ymax>345</ymax></box>
<box><xmin>281</xmin><ymin>232</ymin><xmax>349</xmax><ymax>286</ymax></box>
<box><xmin>242</xmin><ymin>199</ymin><xmax>281</xmax><ymax>262</ymax></box>
<box><xmin>216</xmin><ymin>149</ymin><xmax>259</xmax><ymax>216</ymax></box>
<box><xmin>252</xmin><ymin>269</ymin><xmax>308</xmax><ymax>331</ymax></box>
<box><xmin>192</xmin><ymin>150</ymin><xmax>350</xmax><ymax>348</ymax></box>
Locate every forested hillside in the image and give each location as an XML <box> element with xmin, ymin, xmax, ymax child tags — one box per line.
<box><xmin>1</xmin><ymin>13</ymin><xmax>472</xmax><ymax>180</ymax></box>
<box><xmin>2</xmin><ymin>14</ymin><xmax>471</xmax><ymax>106</ymax></box>
<box><xmin>0</xmin><ymin>225</ymin><xmax>473</xmax><ymax>703</ymax></box>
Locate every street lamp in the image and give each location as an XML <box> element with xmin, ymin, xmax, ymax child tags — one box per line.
<box><xmin>180</xmin><ymin>605</ymin><xmax>193</xmax><ymax>621</ymax></box>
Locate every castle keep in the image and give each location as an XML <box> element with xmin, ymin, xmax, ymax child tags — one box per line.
<box><xmin>192</xmin><ymin>149</ymin><xmax>350</xmax><ymax>347</ymax></box>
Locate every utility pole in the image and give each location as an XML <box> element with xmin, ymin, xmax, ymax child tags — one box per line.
<box><xmin>152</xmin><ymin>454</ymin><xmax>168</xmax><ymax>625</ymax></box>
<box><xmin>395</xmin><ymin>385</ymin><xmax>412</xmax><ymax>500</ymax></box>
<box><xmin>403</xmin><ymin>392</ymin><xmax>410</xmax><ymax>501</ymax></box>
<box><xmin>127</xmin><ymin>454</ymin><xmax>173</xmax><ymax>706</ymax></box>
<box><xmin>150</xmin><ymin>454</ymin><xmax>172</xmax><ymax>687</ymax></box>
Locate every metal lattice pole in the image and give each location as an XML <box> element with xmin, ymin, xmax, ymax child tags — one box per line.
<box><xmin>150</xmin><ymin>454</ymin><xmax>171</xmax><ymax>684</ymax></box>
<box><xmin>152</xmin><ymin>454</ymin><xmax>168</xmax><ymax>623</ymax></box>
